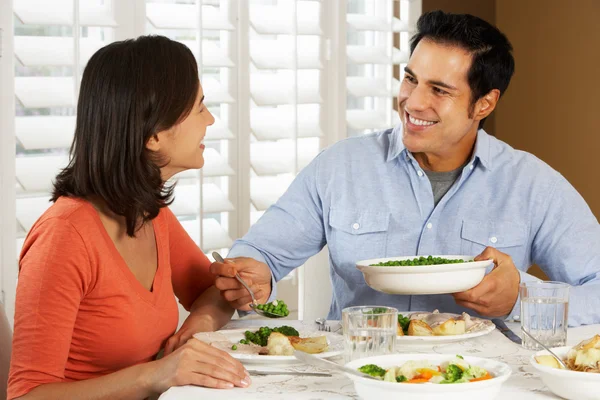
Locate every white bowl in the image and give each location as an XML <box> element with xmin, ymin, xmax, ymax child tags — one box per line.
<box><xmin>345</xmin><ymin>353</ymin><xmax>512</xmax><ymax>400</ymax></box>
<box><xmin>356</xmin><ymin>255</ymin><xmax>493</xmax><ymax>295</ymax></box>
<box><xmin>530</xmin><ymin>347</ymin><xmax>600</xmax><ymax>400</ymax></box>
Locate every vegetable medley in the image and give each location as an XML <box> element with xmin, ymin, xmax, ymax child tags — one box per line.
<box><xmin>371</xmin><ymin>256</ymin><xmax>471</xmax><ymax>267</ymax></box>
<box><xmin>358</xmin><ymin>356</ymin><xmax>493</xmax><ymax>384</ymax></box>
<box><xmin>239</xmin><ymin>325</ymin><xmax>299</xmax><ymax>347</ymax></box>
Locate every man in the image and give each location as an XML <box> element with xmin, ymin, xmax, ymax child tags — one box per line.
<box><xmin>211</xmin><ymin>11</ymin><xmax>600</xmax><ymax>326</ymax></box>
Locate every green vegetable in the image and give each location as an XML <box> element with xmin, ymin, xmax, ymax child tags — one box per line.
<box><xmin>366</xmin><ymin>307</ymin><xmax>390</xmax><ymax>314</ymax></box>
<box><xmin>396</xmin><ymin>375</ymin><xmax>407</xmax><ymax>383</ymax></box>
<box><xmin>243</xmin><ymin>325</ymin><xmax>300</xmax><ymax>346</ymax></box>
<box><xmin>232</xmin><ymin>345</ymin><xmax>238</xmax><ymax>350</ymax></box>
<box><xmin>398</xmin><ymin>314</ymin><xmax>410</xmax><ymax>335</ymax></box>
<box><xmin>463</xmin><ymin>365</ymin><xmax>487</xmax><ymax>380</ymax></box>
<box><xmin>358</xmin><ymin>364</ymin><xmax>387</xmax><ymax>378</ymax></box>
<box><xmin>239</xmin><ymin>339</ymin><xmax>249</xmax><ymax>345</ymax></box>
<box><xmin>370</xmin><ymin>256</ymin><xmax>471</xmax><ymax>267</ymax></box>
<box><xmin>456</xmin><ymin>355</ymin><xmax>464</xmax><ymax>359</ymax></box>
<box><xmin>441</xmin><ymin>364</ymin><xmax>463</xmax><ymax>383</ymax></box>
<box><xmin>257</xmin><ymin>300</ymin><xmax>290</xmax><ymax>317</ymax></box>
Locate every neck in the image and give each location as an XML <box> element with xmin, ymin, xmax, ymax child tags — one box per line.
<box><xmin>413</xmin><ymin>130</ymin><xmax>478</xmax><ymax>172</ymax></box>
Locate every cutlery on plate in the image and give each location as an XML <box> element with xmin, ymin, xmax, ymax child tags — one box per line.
<box><xmin>491</xmin><ymin>318</ymin><xmax>522</xmax><ymax>345</ymax></box>
<box><xmin>293</xmin><ymin>351</ymin><xmax>379</xmax><ymax>381</ymax></box>
<box><xmin>521</xmin><ymin>328</ymin><xmax>568</xmax><ymax>369</ymax></box>
<box><xmin>212</xmin><ymin>251</ymin><xmax>283</xmax><ymax>319</ymax></box>
<box><xmin>248</xmin><ymin>370</ymin><xmax>332</xmax><ymax>377</ymax></box>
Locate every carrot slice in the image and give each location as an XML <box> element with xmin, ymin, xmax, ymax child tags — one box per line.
<box><xmin>470</xmin><ymin>373</ymin><xmax>493</xmax><ymax>382</ymax></box>
<box><xmin>405</xmin><ymin>378</ymin><xmax>430</xmax><ymax>384</ymax></box>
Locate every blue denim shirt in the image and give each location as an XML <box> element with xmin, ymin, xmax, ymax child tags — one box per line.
<box><xmin>228</xmin><ymin>125</ymin><xmax>600</xmax><ymax>326</ymax></box>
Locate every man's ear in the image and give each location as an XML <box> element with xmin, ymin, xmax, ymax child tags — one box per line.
<box><xmin>475</xmin><ymin>89</ymin><xmax>500</xmax><ymax>121</ymax></box>
<box><xmin>146</xmin><ymin>133</ymin><xmax>161</xmax><ymax>152</ymax></box>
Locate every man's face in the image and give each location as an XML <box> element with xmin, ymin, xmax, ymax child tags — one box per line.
<box><xmin>398</xmin><ymin>39</ymin><xmax>480</xmax><ymax>159</ymax></box>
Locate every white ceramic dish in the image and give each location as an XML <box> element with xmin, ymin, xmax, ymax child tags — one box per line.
<box><xmin>530</xmin><ymin>346</ymin><xmax>600</xmax><ymax>400</ymax></box>
<box><xmin>356</xmin><ymin>255</ymin><xmax>493</xmax><ymax>295</ymax></box>
<box><xmin>218</xmin><ymin>329</ymin><xmax>344</xmax><ymax>365</ymax></box>
<box><xmin>396</xmin><ymin>312</ymin><xmax>495</xmax><ymax>344</ymax></box>
<box><xmin>345</xmin><ymin>353</ymin><xmax>511</xmax><ymax>400</ymax></box>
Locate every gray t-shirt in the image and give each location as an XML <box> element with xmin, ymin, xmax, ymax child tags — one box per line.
<box><xmin>425</xmin><ymin>166</ymin><xmax>463</xmax><ymax>206</ymax></box>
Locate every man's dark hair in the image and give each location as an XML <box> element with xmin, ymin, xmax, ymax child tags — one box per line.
<box><xmin>410</xmin><ymin>10</ymin><xmax>515</xmax><ymax>129</ymax></box>
<box><xmin>52</xmin><ymin>35</ymin><xmax>199</xmax><ymax>236</ymax></box>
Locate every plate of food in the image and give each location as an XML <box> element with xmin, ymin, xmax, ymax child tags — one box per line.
<box><xmin>531</xmin><ymin>334</ymin><xmax>600</xmax><ymax>400</ymax></box>
<box><xmin>356</xmin><ymin>255</ymin><xmax>493</xmax><ymax>295</ymax></box>
<box><xmin>345</xmin><ymin>353</ymin><xmax>511</xmax><ymax>400</ymax></box>
<box><xmin>396</xmin><ymin>310</ymin><xmax>495</xmax><ymax>344</ymax></box>
<box><xmin>194</xmin><ymin>325</ymin><xmax>344</xmax><ymax>365</ymax></box>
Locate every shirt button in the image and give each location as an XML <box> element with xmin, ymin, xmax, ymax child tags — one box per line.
<box><xmin>352</xmin><ymin>223</ymin><xmax>360</xmax><ymax>230</ymax></box>
<box><xmin>417</xmin><ymin>170</ymin><xmax>424</xmax><ymax>177</ymax></box>
<box><xmin>426</xmin><ymin>223</ymin><xmax>433</xmax><ymax>229</ymax></box>
<box><xmin>469</xmin><ymin>164</ymin><xmax>474</xmax><ymax>170</ymax></box>
<box><xmin>490</xmin><ymin>236</ymin><xmax>498</xmax><ymax>244</ymax></box>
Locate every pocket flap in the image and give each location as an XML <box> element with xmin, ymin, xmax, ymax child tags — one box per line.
<box><xmin>329</xmin><ymin>209</ymin><xmax>390</xmax><ymax>235</ymax></box>
<box><xmin>461</xmin><ymin>219</ymin><xmax>527</xmax><ymax>248</ymax></box>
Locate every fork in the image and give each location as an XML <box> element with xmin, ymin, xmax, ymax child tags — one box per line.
<box><xmin>315</xmin><ymin>318</ymin><xmax>331</xmax><ymax>332</ymax></box>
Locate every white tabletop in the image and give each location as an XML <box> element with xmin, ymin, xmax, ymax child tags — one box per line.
<box><xmin>159</xmin><ymin>319</ymin><xmax>600</xmax><ymax>400</ymax></box>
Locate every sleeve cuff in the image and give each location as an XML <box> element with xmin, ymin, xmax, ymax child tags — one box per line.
<box><xmin>506</xmin><ymin>269</ymin><xmax>543</xmax><ymax>322</ymax></box>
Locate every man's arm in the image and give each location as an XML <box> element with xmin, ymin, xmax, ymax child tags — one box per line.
<box><xmin>530</xmin><ymin>175</ymin><xmax>600</xmax><ymax>326</ymax></box>
<box><xmin>212</xmin><ymin>152</ymin><xmax>328</xmax><ymax>309</ymax></box>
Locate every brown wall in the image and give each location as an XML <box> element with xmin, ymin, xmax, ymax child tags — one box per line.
<box><xmin>422</xmin><ymin>0</ymin><xmax>600</xmax><ymax>279</ymax></box>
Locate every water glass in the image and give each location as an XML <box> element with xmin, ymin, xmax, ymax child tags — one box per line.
<box><xmin>342</xmin><ymin>306</ymin><xmax>397</xmax><ymax>362</ymax></box>
<box><xmin>520</xmin><ymin>281</ymin><xmax>570</xmax><ymax>350</ymax></box>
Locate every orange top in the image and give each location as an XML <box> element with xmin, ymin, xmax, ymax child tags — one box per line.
<box><xmin>8</xmin><ymin>197</ymin><xmax>215</xmax><ymax>399</ymax></box>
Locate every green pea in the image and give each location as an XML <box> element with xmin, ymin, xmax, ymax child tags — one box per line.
<box><xmin>232</xmin><ymin>345</ymin><xmax>238</xmax><ymax>350</ymax></box>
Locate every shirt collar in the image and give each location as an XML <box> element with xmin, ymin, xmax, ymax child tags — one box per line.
<box><xmin>386</xmin><ymin>124</ymin><xmax>493</xmax><ymax>171</ymax></box>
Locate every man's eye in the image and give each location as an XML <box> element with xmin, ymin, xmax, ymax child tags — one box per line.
<box><xmin>405</xmin><ymin>75</ymin><xmax>416</xmax><ymax>84</ymax></box>
<box><xmin>433</xmin><ymin>87</ymin><xmax>449</xmax><ymax>95</ymax></box>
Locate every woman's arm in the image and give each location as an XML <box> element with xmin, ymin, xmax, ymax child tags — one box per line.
<box><xmin>164</xmin><ymin>285</ymin><xmax>235</xmax><ymax>355</ymax></box>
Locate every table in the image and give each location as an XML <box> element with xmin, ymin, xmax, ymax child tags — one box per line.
<box><xmin>159</xmin><ymin>319</ymin><xmax>599</xmax><ymax>399</ymax></box>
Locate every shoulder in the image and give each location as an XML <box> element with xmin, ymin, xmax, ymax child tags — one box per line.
<box><xmin>315</xmin><ymin>128</ymin><xmax>393</xmax><ymax>171</ymax></box>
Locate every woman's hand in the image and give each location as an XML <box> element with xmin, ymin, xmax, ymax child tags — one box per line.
<box><xmin>146</xmin><ymin>337</ymin><xmax>250</xmax><ymax>394</ymax></box>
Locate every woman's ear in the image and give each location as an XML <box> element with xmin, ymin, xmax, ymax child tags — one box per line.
<box><xmin>146</xmin><ymin>134</ymin><xmax>161</xmax><ymax>152</ymax></box>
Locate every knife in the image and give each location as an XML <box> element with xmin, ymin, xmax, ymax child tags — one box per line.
<box><xmin>248</xmin><ymin>370</ymin><xmax>332</xmax><ymax>377</ymax></box>
<box><xmin>492</xmin><ymin>318</ymin><xmax>522</xmax><ymax>345</ymax></box>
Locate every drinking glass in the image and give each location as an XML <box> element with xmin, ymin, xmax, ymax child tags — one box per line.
<box><xmin>342</xmin><ymin>306</ymin><xmax>397</xmax><ymax>362</ymax></box>
<box><xmin>520</xmin><ymin>281</ymin><xmax>570</xmax><ymax>350</ymax></box>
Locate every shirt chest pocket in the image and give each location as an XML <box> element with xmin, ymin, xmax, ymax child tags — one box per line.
<box><xmin>460</xmin><ymin>219</ymin><xmax>529</xmax><ymax>269</ymax></box>
<box><xmin>328</xmin><ymin>209</ymin><xmax>390</xmax><ymax>283</ymax></box>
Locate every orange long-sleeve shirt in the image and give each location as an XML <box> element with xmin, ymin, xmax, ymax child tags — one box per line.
<box><xmin>8</xmin><ymin>196</ymin><xmax>215</xmax><ymax>399</ymax></box>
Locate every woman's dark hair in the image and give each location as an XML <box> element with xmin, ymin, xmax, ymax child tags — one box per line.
<box><xmin>52</xmin><ymin>35</ymin><xmax>199</xmax><ymax>236</ymax></box>
<box><xmin>410</xmin><ymin>10</ymin><xmax>515</xmax><ymax>129</ymax></box>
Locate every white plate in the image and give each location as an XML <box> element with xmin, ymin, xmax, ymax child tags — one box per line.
<box><xmin>531</xmin><ymin>346</ymin><xmax>600</xmax><ymax>400</ymax></box>
<box><xmin>218</xmin><ymin>328</ymin><xmax>344</xmax><ymax>365</ymax></box>
<box><xmin>396</xmin><ymin>312</ymin><xmax>495</xmax><ymax>344</ymax></box>
<box><xmin>356</xmin><ymin>255</ymin><xmax>493</xmax><ymax>295</ymax></box>
<box><xmin>345</xmin><ymin>353</ymin><xmax>511</xmax><ymax>400</ymax></box>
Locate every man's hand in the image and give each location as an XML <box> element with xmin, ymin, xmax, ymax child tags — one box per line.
<box><xmin>452</xmin><ymin>247</ymin><xmax>521</xmax><ymax>317</ymax></box>
<box><xmin>210</xmin><ymin>257</ymin><xmax>273</xmax><ymax>311</ymax></box>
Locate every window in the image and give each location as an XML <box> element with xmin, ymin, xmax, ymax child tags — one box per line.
<box><xmin>0</xmin><ymin>0</ymin><xmax>421</xmax><ymax>325</ymax></box>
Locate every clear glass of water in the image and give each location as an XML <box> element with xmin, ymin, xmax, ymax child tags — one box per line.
<box><xmin>520</xmin><ymin>281</ymin><xmax>570</xmax><ymax>350</ymax></box>
<box><xmin>342</xmin><ymin>306</ymin><xmax>397</xmax><ymax>362</ymax></box>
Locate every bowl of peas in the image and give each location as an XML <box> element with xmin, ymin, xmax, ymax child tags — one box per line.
<box><xmin>355</xmin><ymin>255</ymin><xmax>493</xmax><ymax>295</ymax></box>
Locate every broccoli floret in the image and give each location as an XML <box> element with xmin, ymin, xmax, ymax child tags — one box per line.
<box><xmin>442</xmin><ymin>364</ymin><xmax>464</xmax><ymax>383</ymax></box>
<box><xmin>272</xmin><ymin>326</ymin><xmax>300</xmax><ymax>337</ymax></box>
<box><xmin>398</xmin><ymin>314</ymin><xmax>411</xmax><ymax>335</ymax></box>
<box><xmin>396</xmin><ymin>375</ymin><xmax>407</xmax><ymax>382</ymax></box>
<box><xmin>358</xmin><ymin>364</ymin><xmax>386</xmax><ymax>378</ymax></box>
<box><xmin>456</xmin><ymin>354</ymin><xmax>464</xmax><ymax>359</ymax></box>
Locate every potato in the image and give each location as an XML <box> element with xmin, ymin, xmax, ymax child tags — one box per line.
<box><xmin>289</xmin><ymin>336</ymin><xmax>329</xmax><ymax>354</ymax></box>
<box><xmin>267</xmin><ymin>332</ymin><xmax>295</xmax><ymax>356</ymax></box>
<box><xmin>408</xmin><ymin>320</ymin><xmax>434</xmax><ymax>336</ymax></box>
<box><xmin>535</xmin><ymin>355</ymin><xmax>562</xmax><ymax>369</ymax></box>
<box><xmin>432</xmin><ymin>319</ymin><xmax>466</xmax><ymax>336</ymax></box>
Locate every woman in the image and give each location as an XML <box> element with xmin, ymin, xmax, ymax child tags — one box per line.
<box><xmin>8</xmin><ymin>35</ymin><xmax>249</xmax><ymax>400</ymax></box>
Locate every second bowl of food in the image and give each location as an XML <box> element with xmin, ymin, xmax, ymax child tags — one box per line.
<box><xmin>356</xmin><ymin>255</ymin><xmax>493</xmax><ymax>295</ymax></box>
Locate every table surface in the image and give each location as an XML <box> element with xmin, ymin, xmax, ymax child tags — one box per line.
<box><xmin>159</xmin><ymin>319</ymin><xmax>599</xmax><ymax>400</ymax></box>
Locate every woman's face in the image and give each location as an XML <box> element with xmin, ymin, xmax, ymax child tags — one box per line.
<box><xmin>147</xmin><ymin>82</ymin><xmax>215</xmax><ymax>180</ymax></box>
